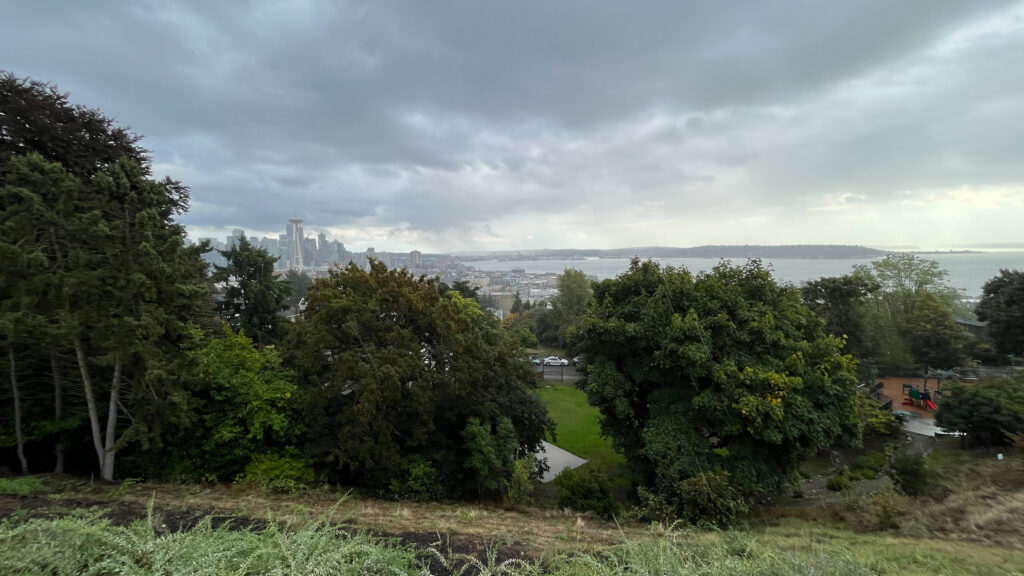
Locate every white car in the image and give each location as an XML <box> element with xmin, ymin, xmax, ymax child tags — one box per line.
<box><xmin>543</xmin><ymin>356</ymin><xmax>568</xmax><ymax>366</ymax></box>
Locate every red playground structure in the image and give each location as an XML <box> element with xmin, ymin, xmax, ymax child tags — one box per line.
<box><xmin>901</xmin><ymin>383</ymin><xmax>937</xmax><ymax>411</ymax></box>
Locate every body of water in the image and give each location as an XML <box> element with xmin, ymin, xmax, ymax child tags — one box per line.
<box><xmin>467</xmin><ymin>252</ymin><xmax>1024</xmax><ymax>298</ymax></box>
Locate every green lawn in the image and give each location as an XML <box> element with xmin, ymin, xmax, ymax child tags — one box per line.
<box><xmin>536</xmin><ymin>383</ymin><xmax>624</xmax><ymax>473</ymax></box>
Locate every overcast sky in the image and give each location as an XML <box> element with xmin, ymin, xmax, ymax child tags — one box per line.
<box><xmin>4</xmin><ymin>1</ymin><xmax>1024</xmax><ymax>252</ymax></box>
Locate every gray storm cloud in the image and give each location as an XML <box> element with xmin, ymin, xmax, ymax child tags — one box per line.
<box><xmin>3</xmin><ymin>1</ymin><xmax>1022</xmax><ymax>250</ymax></box>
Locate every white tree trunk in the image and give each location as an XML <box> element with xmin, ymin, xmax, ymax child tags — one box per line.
<box><xmin>8</xmin><ymin>347</ymin><xmax>28</xmax><ymax>474</ymax></box>
<box><xmin>50</xmin><ymin>350</ymin><xmax>65</xmax><ymax>474</ymax></box>
<box><xmin>75</xmin><ymin>338</ymin><xmax>106</xmax><ymax>473</ymax></box>
<box><xmin>100</xmin><ymin>354</ymin><xmax>121</xmax><ymax>481</ymax></box>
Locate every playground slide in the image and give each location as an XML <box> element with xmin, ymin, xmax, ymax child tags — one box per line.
<box><xmin>924</xmin><ymin>400</ymin><xmax>937</xmax><ymax>411</ymax></box>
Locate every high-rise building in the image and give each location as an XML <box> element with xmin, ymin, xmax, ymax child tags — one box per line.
<box><xmin>260</xmin><ymin>236</ymin><xmax>279</xmax><ymax>259</ymax></box>
<box><xmin>288</xmin><ymin>217</ymin><xmax>304</xmax><ymax>269</ymax></box>
<box><xmin>409</xmin><ymin>250</ymin><xmax>421</xmax><ymax>268</ymax></box>
<box><xmin>226</xmin><ymin>228</ymin><xmax>245</xmax><ymax>248</ymax></box>
<box><xmin>317</xmin><ymin>231</ymin><xmax>329</xmax><ymax>265</ymax></box>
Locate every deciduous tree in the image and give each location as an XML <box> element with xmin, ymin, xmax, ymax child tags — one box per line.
<box><xmin>573</xmin><ymin>259</ymin><xmax>861</xmax><ymax>507</ymax></box>
<box><xmin>285</xmin><ymin>261</ymin><xmax>553</xmax><ymax>498</ymax></box>
<box><xmin>551</xmin><ymin>268</ymin><xmax>592</xmax><ymax>347</ymax></box>
<box><xmin>935</xmin><ymin>375</ymin><xmax>1024</xmax><ymax>447</ymax></box>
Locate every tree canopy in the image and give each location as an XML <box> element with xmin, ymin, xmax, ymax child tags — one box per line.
<box><xmin>551</xmin><ymin>268</ymin><xmax>592</xmax><ymax>348</ymax></box>
<box><xmin>212</xmin><ymin>234</ymin><xmax>291</xmax><ymax>347</ymax></box>
<box><xmin>976</xmin><ymin>269</ymin><xmax>1024</xmax><ymax>357</ymax></box>
<box><xmin>805</xmin><ymin>254</ymin><xmax>972</xmax><ymax>372</ymax></box>
<box><xmin>1</xmin><ymin>73</ymin><xmax>209</xmax><ymax>481</ymax></box>
<box><xmin>573</xmin><ymin>259</ymin><xmax>861</xmax><ymax>507</ymax></box>
<box><xmin>285</xmin><ymin>261</ymin><xmax>553</xmax><ymax>497</ymax></box>
<box><xmin>935</xmin><ymin>374</ymin><xmax>1024</xmax><ymax>447</ymax></box>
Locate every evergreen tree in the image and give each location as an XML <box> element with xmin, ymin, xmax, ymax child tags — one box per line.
<box><xmin>212</xmin><ymin>234</ymin><xmax>290</xmax><ymax>347</ymax></box>
<box><xmin>976</xmin><ymin>269</ymin><xmax>1024</xmax><ymax>356</ymax></box>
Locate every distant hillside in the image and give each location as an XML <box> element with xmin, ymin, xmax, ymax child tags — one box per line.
<box><xmin>459</xmin><ymin>245</ymin><xmax>889</xmax><ymax>260</ymax></box>
<box><xmin>604</xmin><ymin>244</ymin><xmax>889</xmax><ymax>259</ymax></box>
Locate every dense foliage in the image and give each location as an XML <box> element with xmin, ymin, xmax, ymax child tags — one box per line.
<box><xmin>285</xmin><ymin>261</ymin><xmax>554</xmax><ymax>497</ymax></box>
<box><xmin>935</xmin><ymin>374</ymin><xmax>1024</xmax><ymax>447</ymax></box>
<box><xmin>550</xmin><ymin>268</ymin><xmax>593</xmax><ymax>348</ymax></box>
<box><xmin>976</xmin><ymin>269</ymin><xmax>1024</xmax><ymax>356</ymax></box>
<box><xmin>804</xmin><ymin>254</ymin><xmax>973</xmax><ymax>372</ymax></box>
<box><xmin>212</xmin><ymin>234</ymin><xmax>291</xmax><ymax>347</ymax></box>
<box><xmin>573</xmin><ymin>259</ymin><xmax>861</xmax><ymax>504</ymax></box>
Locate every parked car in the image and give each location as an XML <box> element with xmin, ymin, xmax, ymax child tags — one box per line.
<box><xmin>528</xmin><ymin>355</ymin><xmax>542</xmax><ymax>365</ymax></box>
<box><xmin>572</xmin><ymin>355</ymin><xmax>582</xmax><ymax>366</ymax></box>
<box><xmin>544</xmin><ymin>356</ymin><xmax>568</xmax><ymax>366</ymax></box>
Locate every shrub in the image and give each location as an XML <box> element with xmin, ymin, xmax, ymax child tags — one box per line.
<box><xmin>867</xmin><ymin>413</ymin><xmax>901</xmax><ymax>436</ymax></box>
<box><xmin>859</xmin><ymin>395</ymin><xmax>902</xmax><ymax>437</ymax></box>
<box><xmin>887</xmin><ymin>452</ymin><xmax>929</xmax><ymax>497</ymax></box>
<box><xmin>827</xmin><ymin>474</ymin><xmax>852</xmax><ymax>492</ymax></box>
<box><xmin>240</xmin><ymin>453</ymin><xmax>316</xmax><ymax>492</ymax></box>
<box><xmin>851</xmin><ymin>451</ymin><xmax>886</xmax><ymax>480</ymax></box>
<box><xmin>674</xmin><ymin>470</ymin><xmax>749</xmax><ymax>528</ymax></box>
<box><xmin>553</xmin><ymin>467</ymin><xmax>615</xmax><ymax>519</ymax></box>
<box><xmin>388</xmin><ymin>459</ymin><xmax>440</xmax><ymax>501</ymax></box>
<box><xmin>842</xmin><ymin>488</ymin><xmax>909</xmax><ymax>532</ymax></box>
<box><xmin>506</xmin><ymin>456</ymin><xmax>536</xmax><ymax>505</ymax></box>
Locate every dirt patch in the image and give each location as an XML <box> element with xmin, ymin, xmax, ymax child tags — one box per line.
<box><xmin>878</xmin><ymin>376</ymin><xmax>940</xmax><ymax>417</ymax></box>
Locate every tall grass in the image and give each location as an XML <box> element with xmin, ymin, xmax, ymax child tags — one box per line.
<box><xmin>0</xmin><ymin>504</ymin><xmax>421</xmax><ymax>576</ymax></box>
<box><xmin>0</xmin><ymin>507</ymin><xmax>880</xmax><ymax>576</ymax></box>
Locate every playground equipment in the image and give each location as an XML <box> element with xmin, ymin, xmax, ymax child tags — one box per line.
<box><xmin>901</xmin><ymin>384</ymin><xmax>937</xmax><ymax>411</ymax></box>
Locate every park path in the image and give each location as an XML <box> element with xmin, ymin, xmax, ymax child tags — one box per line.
<box><xmin>537</xmin><ymin>440</ymin><xmax>588</xmax><ymax>482</ymax></box>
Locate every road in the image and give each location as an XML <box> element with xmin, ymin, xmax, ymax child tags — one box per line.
<box><xmin>536</xmin><ymin>363</ymin><xmax>582</xmax><ymax>381</ymax></box>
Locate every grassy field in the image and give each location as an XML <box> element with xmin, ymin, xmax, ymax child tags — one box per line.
<box><xmin>536</xmin><ymin>382</ymin><xmax>624</xmax><ymax>473</ymax></box>
<box><xmin>0</xmin><ymin>463</ymin><xmax>1023</xmax><ymax>575</ymax></box>
<box><xmin>0</xmin><ymin>483</ymin><xmax>1022</xmax><ymax>575</ymax></box>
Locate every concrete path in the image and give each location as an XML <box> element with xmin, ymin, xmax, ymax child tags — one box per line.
<box><xmin>537</xmin><ymin>440</ymin><xmax>588</xmax><ymax>482</ymax></box>
<box><xmin>905</xmin><ymin>412</ymin><xmax>942</xmax><ymax>434</ymax></box>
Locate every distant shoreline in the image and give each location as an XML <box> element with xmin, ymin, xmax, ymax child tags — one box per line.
<box><xmin>904</xmin><ymin>250</ymin><xmax>983</xmax><ymax>255</ymax></box>
<box><xmin>456</xmin><ymin>244</ymin><xmax>891</xmax><ymax>261</ymax></box>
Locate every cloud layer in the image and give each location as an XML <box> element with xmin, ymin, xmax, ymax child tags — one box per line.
<box><xmin>4</xmin><ymin>1</ymin><xmax>1023</xmax><ymax>251</ymax></box>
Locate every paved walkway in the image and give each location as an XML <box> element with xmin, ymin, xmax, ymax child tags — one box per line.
<box><xmin>537</xmin><ymin>440</ymin><xmax>588</xmax><ymax>482</ymax></box>
<box><xmin>901</xmin><ymin>413</ymin><xmax>944</xmax><ymax>437</ymax></box>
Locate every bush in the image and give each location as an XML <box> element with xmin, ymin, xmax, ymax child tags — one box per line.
<box><xmin>867</xmin><ymin>413</ymin><xmax>901</xmax><ymax>436</ymax></box>
<box><xmin>240</xmin><ymin>454</ymin><xmax>316</xmax><ymax>493</ymax></box>
<box><xmin>842</xmin><ymin>488</ymin><xmax>909</xmax><ymax>532</ymax></box>
<box><xmin>675</xmin><ymin>471</ymin><xmax>749</xmax><ymax>528</ymax></box>
<box><xmin>859</xmin><ymin>396</ymin><xmax>901</xmax><ymax>437</ymax></box>
<box><xmin>388</xmin><ymin>459</ymin><xmax>440</xmax><ymax>501</ymax></box>
<box><xmin>506</xmin><ymin>456</ymin><xmax>536</xmax><ymax>505</ymax></box>
<box><xmin>851</xmin><ymin>451</ymin><xmax>886</xmax><ymax>479</ymax></box>
<box><xmin>827</xmin><ymin>474</ymin><xmax>852</xmax><ymax>492</ymax></box>
<box><xmin>553</xmin><ymin>467</ymin><xmax>615</xmax><ymax>519</ymax></box>
<box><xmin>887</xmin><ymin>452</ymin><xmax>929</xmax><ymax>497</ymax></box>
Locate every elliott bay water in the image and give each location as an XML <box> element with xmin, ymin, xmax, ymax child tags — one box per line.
<box><xmin>468</xmin><ymin>251</ymin><xmax>1024</xmax><ymax>298</ymax></box>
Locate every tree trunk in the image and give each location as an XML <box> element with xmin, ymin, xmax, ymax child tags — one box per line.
<box><xmin>50</xmin><ymin>349</ymin><xmax>65</xmax><ymax>474</ymax></box>
<box><xmin>100</xmin><ymin>354</ymin><xmax>122</xmax><ymax>482</ymax></box>
<box><xmin>75</xmin><ymin>338</ymin><xmax>106</xmax><ymax>473</ymax></box>
<box><xmin>8</xmin><ymin>347</ymin><xmax>28</xmax><ymax>474</ymax></box>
